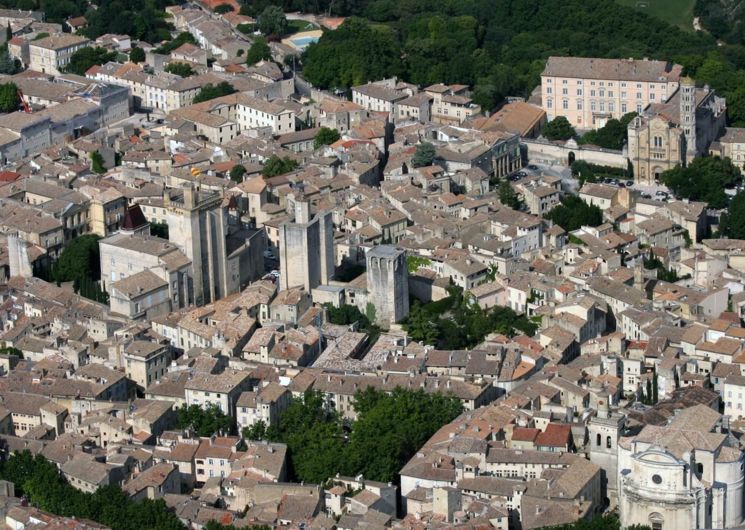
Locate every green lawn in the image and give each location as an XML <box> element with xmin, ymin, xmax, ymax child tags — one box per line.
<box><xmin>616</xmin><ymin>0</ymin><xmax>696</xmax><ymax>30</ymax></box>
<box><xmin>285</xmin><ymin>19</ymin><xmax>318</xmax><ymax>35</ymax></box>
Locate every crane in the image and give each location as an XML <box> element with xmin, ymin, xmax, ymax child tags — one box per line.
<box><xmin>17</xmin><ymin>88</ymin><xmax>31</xmax><ymax>113</ymax></box>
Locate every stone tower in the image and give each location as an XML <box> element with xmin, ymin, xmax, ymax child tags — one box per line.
<box><xmin>366</xmin><ymin>245</ymin><xmax>409</xmax><ymax>328</ymax></box>
<box><xmin>279</xmin><ymin>193</ymin><xmax>333</xmax><ymax>292</ymax></box>
<box><xmin>165</xmin><ymin>183</ymin><xmax>228</xmax><ymax>306</ymax></box>
<box><xmin>680</xmin><ymin>76</ymin><xmax>697</xmax><ymax>161</ymax></box>
<box><xmin>588</xmin><ymin>395</ymin><xmax>625</xmax><ymax>507</ymax></box>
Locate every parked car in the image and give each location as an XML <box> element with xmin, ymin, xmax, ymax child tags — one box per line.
<box><xmin>626</xmin><ymin>180</ymin><xmax>633</xmax><ymax>187</ymax></box>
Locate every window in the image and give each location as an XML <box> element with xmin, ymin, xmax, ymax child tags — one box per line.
<box><xmin>546</xmin><ymin>87</ymin><xmax>552</xmax><ymax>94</ymax></box>
<box><xmin>590</xmin><ymin>90</ymin><xmax>596</xmax><ymax>97</ymax></box>
<box><xmin>596</xmin><ymin>433</ymin><xmax>601</xmax><ymax>446</ymax></box>
<box><xmin>606</xmin><ymin>436</ymin><xmax>612</xmax><ymax>449</ymax></box>
<box><xmin>577</xmin><ymin>88</ymin><xmax>583</xmax><ymax>96</ymax></box>
<box><xmin>562</xmin><ymin>79</ymin><xmax>567</xmax><ymax>85</ymax></box>
<box><xmin>562</xmin><ymin>100</ymin><xmax>569</xmax><ymax>110</ymax></box>
<box><xmin>547</xmin><ymin>99</ymin><xmax>553</xmax><ymax>109</ymax></box>
<box><xmin>621</xmin><ymin>103</ymin><xmax>627</xmax><ymax>113</ymax></box>
<box><xmin>577</xmin><ymin>100</ymin><xmax>583</xmax><ymax>110</ymax></box>
<box><xmin>652</xmin><ymin>474</ymin><xmax>662</xmax><ymax>484</ymax></box>
<box><xmin>562</xmin><ymin>88</ymin><xmax>568</xmax><ymax>95</ymax></box>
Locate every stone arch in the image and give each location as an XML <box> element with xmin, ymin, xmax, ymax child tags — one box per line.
<box><xmin>568</xmin><ymin>151</ymin><xmax>576</xmax><ymax>165</ymax></box>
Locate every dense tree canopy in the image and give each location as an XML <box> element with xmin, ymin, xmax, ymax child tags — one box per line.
<box><xmin>262</xmin><ymin>388</ymin><xmax>461</xmax><ymax>483</ymax></box>
<box><xmin>499</xmin><ymin>180</ymin><xmax>519</xmax><ymax>208</ymax></box>
<box><xmin>543</xmin><ymin>117</ymin><xmax>576</xmax><ymax>141</ymax></box>
<box><xmin>720</xmin><ymin>192</ymin><xmax>745</xmax><ymax>239</ymax></box>
<box><xmin>660</xmin><ymin>156</ymin><xmax>741</xmax><ymax>209</ymax></box>
<box><xmin>0</xmin><ymin>82</ymin><xmax>19</xmax><ymax>113</ymax></box>
<box><xmin>129</xmin><ymin>46</ymin><xmax>146</xmax><ymax>64</ymax></box>
<box><xmin>213</xmin><ymin>3</ymin><xmax>234</xmax><ymax>13</ymax></box>
<box><xmin>164</xmin><ymin>62</ymin><xmax>196</xmax><ymax>77</ymax></box>
<box><xmin>0</xmin><ymin>451</ymin><xmax>184</xmax><ymax>530</ymax></box>
<box><xmin>245</xmin><ymin>36</ymin><xmax>271</xmax><ymax>66</ymax></box>
<box><xmin>257</xmin><ymin>5</ymin><xmax>287</xmax><ymax>36</ymax></box>
<box><xmin>192</xmin><ymin>82</ymin><xmax>237</xmax><ymax>104</ymax></box>
<box><xmin>314</xmin><ymin>127</ymin><xmax>341</xmax><ymax>148</ymax></box>
<box><xmin>579</xmin><ymin>112</ymin><xmax>638</xmax><ymax>150</ymax></box>
<box><xmin>545</xmin><ymin>195</ymin><xmax>603</xmax><ymax>232</ymax></box>
<box><xmin>261</xmin><ymin>155</ymin><xmax>299</xmax><ymax>177</ymax></box>
<box><xmin>81</xmin><ymin>0</ymin><xmax>175</xmax><ymax>43</ymax></box>
<box><xmin>302</xmin><ymin>17</ymin><xmax>403</xmax><ymax>89</ymax></box>
<box><xmin>154</xmin><ymin>32</ymin><xmax>197</xmax><ymax>55</ymax></box>
<box><xmin>404</xmin><ymin>286</ymin><xmax>537</xmax><ymax>349</ymax></box>
<box><xmin>229</xmin><ymin>164</ymin><xmax>246</xmax><ymax>182</ymax></box>
<box><xmin>54</xmin><ymin>234</ymin><xmax>101</xmax><ymax>284</ymax></box>
<box><xmin>62</xmin><ymin>47</ymin><xmax>117</xmax><ymax>76</ymax></box>
<box><xmin>176</xmin><ymin>404</ymin><xmax>236</xmax><ymax>437</ymax></box>
<box><xmin>412</xmin><ymin>142</ymin><xmax>436</xmax><ymax>167</ymax></box>
<box><xmin>90</xmin><ymin>151</ymin><xmax>106</xmax><ymax>174</ymax></box>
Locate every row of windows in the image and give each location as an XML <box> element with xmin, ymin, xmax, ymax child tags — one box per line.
<box><xmin>547</xmin><ymin>78</ymin><xmax>660</xmax><ymax>89</ymax></box>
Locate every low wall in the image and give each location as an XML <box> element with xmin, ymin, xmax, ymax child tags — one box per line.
<box><xmin>523</xmin><ymin>139</ymin><xmax>627</xmax><ymax>169</ymax></box>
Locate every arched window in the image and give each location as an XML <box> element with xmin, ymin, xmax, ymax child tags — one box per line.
<box><xmin>596</xmin><ymin>433</ymin><xmax>601</xmax><ymax>447</ymax></box>
<box><xmin>606</xmin><ymin>436</ymin><xmax>612</xmax><ymax>449</ymax></box>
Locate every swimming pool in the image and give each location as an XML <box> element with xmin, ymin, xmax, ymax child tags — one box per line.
<box><xmin>290</xmin><ymin>36</ymin><xmax>319</xmax><ymax>47</ymax></box>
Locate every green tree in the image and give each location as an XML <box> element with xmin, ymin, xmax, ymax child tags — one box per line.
<box><xmin>0</xmin><ymin>82</ymin><xmax>19</xmax><ymax>113</ymax></box>
<box><xmin>314</xmin><ymin>127</ymin><xmax>341</xmax><ymax>148</ymax></box>
<box><xmin>571</xmin><ymin>160</ymin><xmax>597</xmax><ymax>186</ymax></box>
<box><xmin>579</xmin><ymin>112</ymin><xmax>637</xmax><ymax>150</ymax></box>
<box><xmin>164</xmin><ymin>61</ymin><xmax>196</xmax><ymax>77</ymax></box>
<box><xmin>344</xmin><ymin>388</ymin><xmax>462</xmax><ymax>482</ymax></box>
<box><xmin>660</xmin><ymin>156</ymin><xmax>740</xmax><ymax>209</ymax></box>
<box><xmin>229</xmin><ymin>164</ymin><xmax>246</xmax><ymax>182</ymax></box>
<box><xmin>325</xmin><ymin>303</ymin><xmax>370</xmax><ymax>327</ymax></box>
<box><xmin>90</xmin><ymin>151</ymin><xmax>106</xmax><ymax>174</ymax></box>
<box><xmin>5</xmin><ymin>23</ymin><xmax>10</xmax><ymax>43</ymax></box>
<box><xmin>412</xmin><ymin>142</ymin><xmax>436</xmax><ymax>167</ymax></box>
<box><xmin>264</xmin><ymin>390</ymin><xmax>346</xmax><ymax>482</ymax></box>
<box><xmin>261</xmin><ymin>155</ymin><xmax>299</xmax><ymax>177</ymax></box>
<box><xmin>129</xmin><ymin>46</ymin><xmax>146</xmax><ymax>64</ymax></box>
<box><xmin>53</xmin><ymin>234</ymin><xmax>102</xmax><ymax>284</ymax></box>
<box><xmin>154</xmin><ymin>32</ymin><xmax>198</xmax><ymax>55</ymax></box>
<box><xmin>245</xmin><ymin>36</ymin><xmax>271</xmax><ymax>65</ymax></box>
<box><xmin>242</xmin><ymin>420</ymin><xmax>267</xmax><ymax>441</ymax></box>
<box><xmin>0</xmin><ymin>47</ymin><xmax>20</xmax><ymax>75</ymax></box>
<box><xmin>0</xmin><ymin>451</ymin><xmax>186</xmax><ymax>530</ymax></box>
<box><xmin>721</xmin><ymin>192</ymin><xmax>745</xmax><ymax>238</ymax></box>
<box><xmin>213</xmin><ymin>3</ymin><xmax>234</xmax><ymax>14</ymax></box>
<box><xmin>403</xmin><ymin>301</ymin><xmax>440</xmax><ymax>344</ymax></box>
<box><xmin>545</xmin><ymin>195</ymin><xmax>603</xmax><ymax>232</ymax></box>
<box><xmin>302</xmin><ymin>17</ymin><xmax>403</xmax><ymax>89</ymax></box>
<box><xmin>257</xmin><ymin>5</ymin><xmax>288</xmax><ymax>36</ymax></box>
<box><xmin>498</xmin><ymin>180</ymin><xmax>519</xmax><ymax>208</ymax></box>
<box><xmin>150</xmin><ymin>221</ymin><xmax>169</xmax><ymax>239</ymax></box>
<box><xmin>0</xmin><ymin>346</ymin><xmax>22</xmax><ymax>358</ymax></box>
<box><xmin>62</xmin><ymin>47</ymin><xmax>117</xmax><ymax>76</ymax></box>
<box><xmin>176</xmin><ymin>404</ymin><xmax>236</xmax><ymax>437</ymax></box>
<box><xmin>543</xmin><ymin>116</ymin><xmax>576</xmax><ymax>141</ymax></box>
<box><xmin>193</xmin><ymin>82</ymin><xmax>237</xmax><ymax>103</ymax></box>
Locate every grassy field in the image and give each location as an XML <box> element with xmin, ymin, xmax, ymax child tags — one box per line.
<box><xmin>616</xmin><ymin>0</ymin><xmax>696</xmax><ymax>30</ymax></box>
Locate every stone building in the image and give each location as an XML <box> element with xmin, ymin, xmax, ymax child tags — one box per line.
<box><xmin>29</xmin><ymin>34</ymin><xmax>89</xmax><ymax>75</ymax></box>
<box><xmin>366</xmin><ymin>245</ymin><xmax>409</xmax><ymax>328</ymax></box>
<box><xmin>165</xmin><ymin>183</ymin><xmax>260</xmax><ymax>306</ymax></box>
<box><xmin>540</xmin><ymin>56</ymin><xmax>683</xmax><ymax>128</ymax></box>
<box><xmin>627</xmin><ymin>78</ymin><xmax>726</xmax><ymax>184</ymax></box>
<box><xmin>278</xmin><ymin>194</ymin><xmax>334</xmax><ymax>293</ymax></box>
<box><xmin>619</xmin><ymin>406</ymin><xmax>744</xmax><ymax>530</ymax></box>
